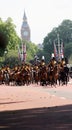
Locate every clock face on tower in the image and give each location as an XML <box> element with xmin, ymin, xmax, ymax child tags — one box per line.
<box><xmin>23</xmin><ymin>31</ymin><xmax>28</xmax><ymax>36</ymax></box>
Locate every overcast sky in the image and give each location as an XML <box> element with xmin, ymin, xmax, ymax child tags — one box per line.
<box><xmin>0</xmin><ymin>0</ymin><xmax>72</xmax><ymax>44</ymax></box>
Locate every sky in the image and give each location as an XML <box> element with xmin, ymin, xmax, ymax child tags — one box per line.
<box><xmin>0</xmin><ymin>0</ymin><xmax>72</xmax><ymax>44</ymax></box>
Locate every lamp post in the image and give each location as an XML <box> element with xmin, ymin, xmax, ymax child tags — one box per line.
<box><xmin>4</xmin><ymin>50</ymin><xmax>8</xmax><ymax>61</ymax></box>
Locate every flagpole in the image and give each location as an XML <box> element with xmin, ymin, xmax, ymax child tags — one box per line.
<box><xmin>21</xmin><ymin>43</ymin><xmax>24</xmax><ymax>62</ymax></box>
<box><xmin>24</xmin><ymin>44</ymin><xmax>26</xmax><ymax>63</ymax></box>
<box><xmin>18</xmin><ymin>45</ymin><xmax>21</xmax><ymax>61</ymax></box>
<box><xmin>57</xmin><ymin>33</ymin><xmax>61</xmax><ymax>61</ymax></box>
<box><xmin>21</xmin><ymin>43</ymin><xmax>26</xmax><ymax>63</ymax></box>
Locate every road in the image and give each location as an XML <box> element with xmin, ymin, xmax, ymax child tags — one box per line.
<box><xmin>43</xmin><ymin>81</ymin><xmax>72</xmax><ymax>100</ymax></box>
<box><xmin>0</xmin><ymin>79</ymin><xmax>72</xmax><ymax>129</ymax></box>
<box><xmin>31</xmin><ymin>78</ymin><xmax>72</xmax><ymax>100</ymax></box>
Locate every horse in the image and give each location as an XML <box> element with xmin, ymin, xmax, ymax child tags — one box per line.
<box><xmin>47</xmin><ymin>62</ymin><xmax>59</xmax><ymax>86</ymax></box>
<box><xmin>39</xmin><ymin>65</ymin><xmax>48</xmax><ymax>86</ymax></box>
<box><xmin>33</xmin><ymin>65</ymin><xmax>40</xmax><ymax>84</ymax></box>
<box><xmin>0</xmin><ymin>70</ymin><xmax>4</xmax><ymax>84</ymax></box>
<box><xmin>58</xmin><ymin>65</ymin><xmax>69</xmax><ymax>86</ymax></box>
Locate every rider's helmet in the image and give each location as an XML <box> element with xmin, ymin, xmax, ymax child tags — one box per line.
<box><xmin>42</xmin><ymin>56</ymin><xmax>45</xmax><ymax>60</ymax></box>
<box><xmin>41</xmin><ymin>56</ymin><xmax>45</xmax><ymax>62</ymax></box>
<box><xmin>41</xmin><ymin>56</ymin><xmax>45</xmax><ymax>66</ymax></box>
<box><xmin>51</xmin><ymin>53</ymin><xmax>55</xmax><ymax>60</ymax></box>
<box><xmin>61</xmin><ymin>54</ymin><xmax>64</xmax><ymax>60</ymax></box>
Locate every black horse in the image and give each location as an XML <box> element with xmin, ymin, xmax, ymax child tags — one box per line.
<box><xmin>58</xmin><ymin>65</ymin><xmax>69</xmax><ymax>85</ymax></box>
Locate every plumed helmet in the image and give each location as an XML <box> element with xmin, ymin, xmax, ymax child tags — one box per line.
<box><xmin>42</xmin><ymin>56</ymin><xmax>45</xmax><ymax>60</ymax></box>
<box><xmin>61</xmin><ymin>54</ymin><xmax>64</xmax><ymax>59</ymax></box>
<box><xmin>51</xmin><ymin>53</ymin><xmax>54</xmax><ymax>58</ymax></box>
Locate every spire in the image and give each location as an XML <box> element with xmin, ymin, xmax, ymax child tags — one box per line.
<box><xmin>23</xmin><ymin>10</ymin><xmax>27</xmax><ymax>21</ymax></box>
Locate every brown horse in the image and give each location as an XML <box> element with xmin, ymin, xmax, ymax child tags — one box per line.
<box><xmin>0</xmin><ymin>70</ymin><xmax>4</xmax><ymax>84</ymax></box>
<box><xmin>47</xmin><ymin>64</ymin><xmax>59</xmax><ymax>86</ymax></box>
<box><xmin>39</xmin><ymin>65</ymin><xmax>48</xmax><ymax>86</ymax></box>
<box><xmin>33</xmin><ymin>65</ymin><xmax>40</xmax><ymax>84</ymax></box>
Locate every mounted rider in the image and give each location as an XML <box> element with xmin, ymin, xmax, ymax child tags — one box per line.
<box><xmin>60</xmin><ymin>55</ymin><xmax>66</xmax><ymax>67</ymax></box>
<box><xmin>49</xmin><ymin>53</ymin><xmax>57</xmax><ymax>68</ymax></box>
<box><xmin>40</xmin><ymin>56</ymin><xmax>45</xmax><ymax>67</ymax></box>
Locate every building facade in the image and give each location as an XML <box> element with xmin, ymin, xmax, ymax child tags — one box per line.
<box><xmin>21</xmin><ymin>11</ymin><xmax>31</xmax><ymax>42</ymax></box>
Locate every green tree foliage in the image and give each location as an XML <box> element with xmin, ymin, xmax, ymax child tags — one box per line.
<box><xmin>3</xmin><ymin>56</ymin><xmax>19</xmax><ymax>68</ymax></box>
<box><xmin>0</xmin><ymin>18</ymin><xmax>8</xmax><ymax>56</ymax></box>
<box><xmin>64</xmin><ymin>42</ymin><xmax>72</xmax><ymax>58</ymax></box>
<box><xmin>0</xmin><ymin>17</ymin><xmax>21</xmax><ymax>56</ymax></box>
<box><xmin>57</xmin><ymin>20</ymin><xmax>72</xmax><ymax>43</ymax></box>
<box><xmin>0</xmin><ymin>17</ymin><xmax>38</xmax><ymax>66</ymax></box>
<box><xmin>3</xmin><ymin>41</ymin><xmax>38</xmax><ymax>67</ymax></box>
<box><xmin>69</xmin><ymin>54</ymin><xmax>72</xmax><ymax>64</ymax></box>
<box><xmin>41</xmin><ymin>19</ymin><xmax>72</xmax><ymax>63</ymax></box>
<box><xmin>5</xmin><ymin>17</ymin><xmax>21</xmax><ymax>50</ymax></box>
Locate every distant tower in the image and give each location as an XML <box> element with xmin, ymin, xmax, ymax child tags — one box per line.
<box><xmin>21</xmin><ymin>10</ymin><xmax>31</xmax><ymax>42</ymax></box>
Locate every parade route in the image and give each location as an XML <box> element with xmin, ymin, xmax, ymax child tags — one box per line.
<box><xmin>0</xmin><ymin>79</ymin><xmax>72</xmax><ymax>111</ymax></box>
<box><xmin>0</xmin><ymin>80</ymin><xmax>72</xmax><ymax>129</ymax></box>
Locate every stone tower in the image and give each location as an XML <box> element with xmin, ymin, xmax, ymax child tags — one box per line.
<box><xmin>21</xmin><ymin>11</ymin><xmax>30</xmax><ymax>42</ymax></box>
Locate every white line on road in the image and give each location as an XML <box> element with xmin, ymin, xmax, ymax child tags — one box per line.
<box><xmin>60</xmin><ymin>97</ymin><xmax>66</xmax><ymax>100</ymax></box>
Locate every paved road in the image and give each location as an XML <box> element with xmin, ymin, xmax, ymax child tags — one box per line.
<box><xmin>38</xmin><ymin>79</ymin><xmax>72</xmax><ymax>100</ymax></box>
<box><xmin>31</xmin><ymin>78</ymin><xmax>72</xmax><ymax>100</ymax></box>
<box><xmin>45</xmin><ymin>88</ymin><xmax>72</xmax><ymax>100</ymax></box>
<box><xmin>0</xmin><ymin>81</ymin><xmax>72</xmax><ymax>129</ymax></box>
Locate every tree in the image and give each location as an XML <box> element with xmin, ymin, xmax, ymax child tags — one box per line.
<box><xmin>5</xmin><ymin>17</ymin><xmax>21</xmax><ymax>50</ymax></box>
<box><xmin>0</xmin><ymin>17</ymin><xmax>39</xmax><ymax>65</ymax></box>
<box><xmin>0</xmin><ymin>17</ymin><xmax>21</xmax><ymax>56</ymax></box>
<box><xmin>0</xmin><ymin>19</ymin><xmax>8</xmax><ymax>56</ymax></box>
<box><xmin>41</xmin><ymin>19</ymin><xmax>72</xmax><ymax>62</ymax></box>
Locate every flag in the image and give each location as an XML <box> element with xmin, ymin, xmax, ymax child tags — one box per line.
<box><xmin>23</xmin><ymin>44</ymin><xmax>26</xmax><ymax>62</ymax></box>
<box><xmin>21</xmin><ymin>43</ymin><xmax>26</xmax><ymax>62</ymax></box>
<box><xmin>18</xmin><ymin>45</ymin><xmax>21</xmax><ymax>60</ymax></box>
<box><xmin>54</xmin><ymin>41</ymin><xmax>58</xmax><ymax>60</ymax></box>
<box><xmin>60</xmin><ymin>42</ymin><xmax>64</xmax><ymax>58</ymax></box>
<box><xmin>21</xmin><ymin>43</ymin><xmax>24</xmax><ymax>61</ymax></box>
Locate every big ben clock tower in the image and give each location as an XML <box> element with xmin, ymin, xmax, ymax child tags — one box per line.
<box><xmin>21</xmin><ymin>11</ymin><xmax>31</xmax><ymax>42</ymax></box>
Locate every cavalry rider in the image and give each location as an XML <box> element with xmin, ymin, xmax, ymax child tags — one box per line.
<box><xmin>60</xmin><ymin>55</ymin><xmax>66</xmax><ymax>68</ymax></box>
<box><xmin>40</xmin><ymin>56</ymin><xmax>45</xmax><ymax>67</ymax></box>
<box><xmin>49</xmin><ymin>53</ymin><xmax>57</xmax><ymax>68</ymax></box>
<box><xmin>13</xmin><ymin>64</ymin><xmax>19</xmax><ymax>73</ymax></box>
<box><xmin>5</xmin><ymin>64</ymin><xmax>11</xmax><ymax>73</ymax></box>
<box><xmin>24</xmin><ymin>63</ymin><xmax>31</xmax><ymax>72</ymax></box>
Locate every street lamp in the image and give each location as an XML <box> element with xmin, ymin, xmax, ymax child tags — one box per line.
<box><xmin>4</xmin><ymin>50</ymin><xmax>8</xmax><ymax>61</ymax></box>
